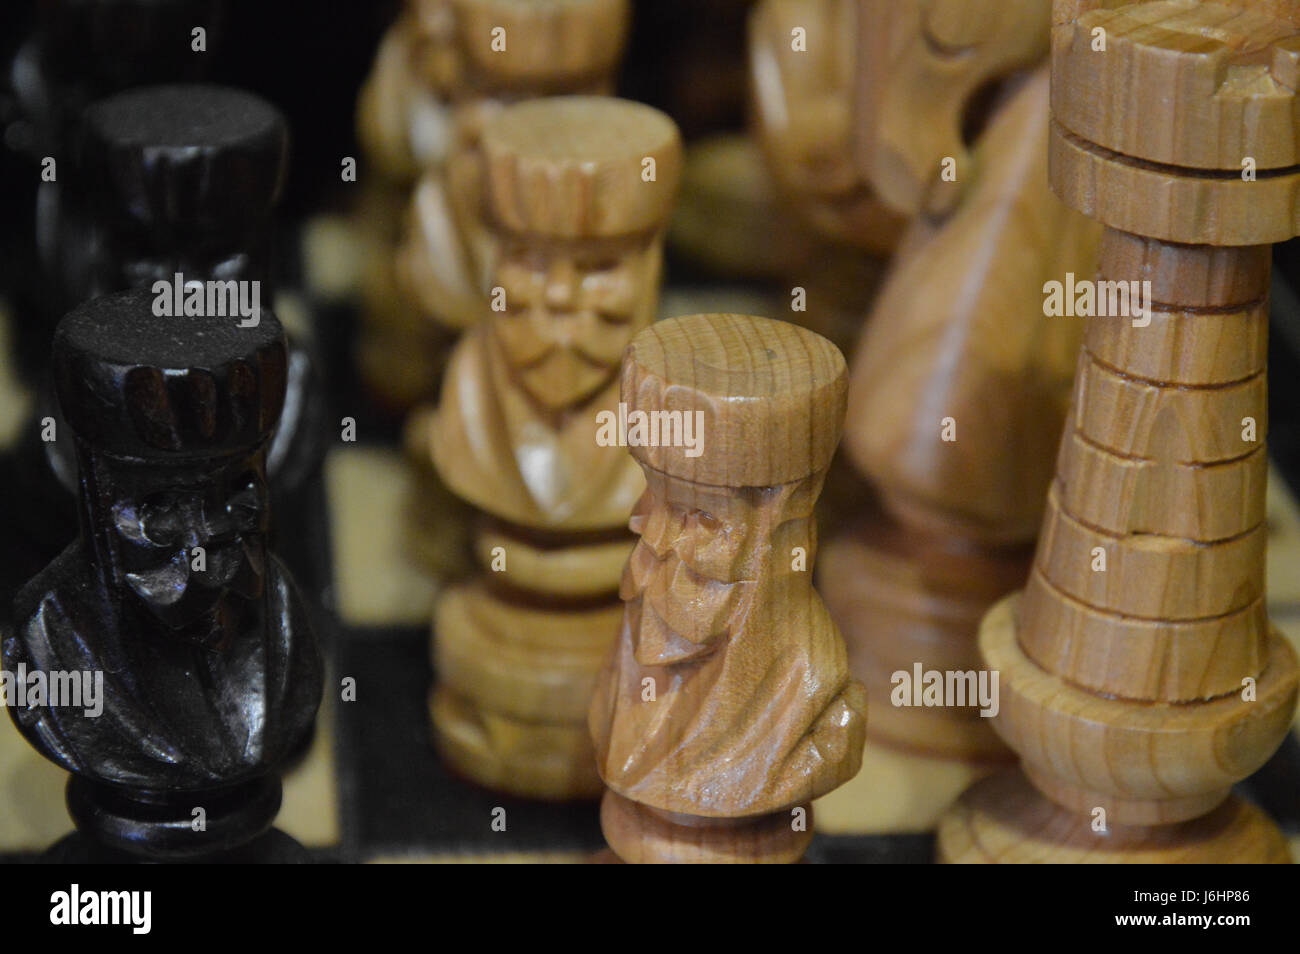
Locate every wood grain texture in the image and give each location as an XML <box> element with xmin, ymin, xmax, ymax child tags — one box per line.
<box><xmin>424</xmin><ymin>97</ymin><xmax>681</xmax><ymax>799</ymax></box>
<box><xmin>355</xmin><ymin>0</ymin><xmax>631</xmax><ymax>409</ymax></box>
<box><xmin>826</xmin><ymin>10</ymin><xmax>1097</xmax><ymax>764</ymax></box>
<box><xmin>984</xmin><ymin>595</ymin><xmax>1298</xmax><ymax>824</ymax></box>
<box><xmin>819</xmin><ymin>506</ymin><xmax>1028</xmax><ymax>761</ymax></box>
<box><xmin>1053</xmin><ymin>0</ymin><xmax>1300</xmax><ymax>171</ymax></box>
<box><xmin>845</xmin><ymin>68</ymin><xmax>1096</xmax><ymax>545</ymax></box>
<box><xmin>941</xmin><ymin>0</ymin><xmax>1300</xmax><ymax>861</ymax></box>
<box><xmin>600</xmin><ymin>791</ymin><xmax>813</xmax><ymax>864</ymax></box>
<box><xmin>590</xmin><ymin>314</ymin><xmax>866</xmax><ymax>862</ymax></box>
<box><xmin>939</xmin><ymin>769</ymin><xmax>1292</xmax><ymax>863</ymax></box>
<box><xmin>852</xmin><ymin>0</ymin><xmax>1052</xmax><ymax>216</ymax></box>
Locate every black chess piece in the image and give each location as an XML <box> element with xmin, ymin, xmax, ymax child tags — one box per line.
<box><xmin>1</xmin><ymin>84</ymin><xmax>331</xmax><ymax>614</ymax></box>
<box><xmin>4</xmin><ymin>289</ymin><xmax>323</xmax><ymax>863</ymax></box>
<box><xmin>2</xmin><ymin>0</ymin><xmax>227</xmax><ymax>376</ymax></box>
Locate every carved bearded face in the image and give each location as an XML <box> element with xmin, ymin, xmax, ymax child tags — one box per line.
<box><xmin>621</xmin><ymin>468</ymin><xmax>819</xmax><ymax>665</ymax></box>
<box><xmin>491</xmin><ymin>234</ymin><xmax>659</xmax><ymax>413</ymax></box>
<box><xmin>97</xmin><ymin>452</ymin><xmax>269</xmax><ymax>637</ymax></box>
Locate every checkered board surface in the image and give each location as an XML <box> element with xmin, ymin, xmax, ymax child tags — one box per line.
<box><xmin>0</xmin><ymin>217</ymin><xmax>1298</xmax><ymax>864</ymax></box>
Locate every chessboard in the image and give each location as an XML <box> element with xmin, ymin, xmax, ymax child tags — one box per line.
<box><xmin>3</xmin><ymin>0</ymin><xmax>1300</xmax><ymax>871</ymax></box>
<box><xmin>1</xmin><ymin>214</ymin><xmax>1298</xmax><ymax>865</ymax></box>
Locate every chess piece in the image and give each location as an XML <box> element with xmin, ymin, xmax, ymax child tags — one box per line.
<box><xmin>4</xmin><ymin>289</ymin><xmax>323</xmax><ymax>862</ymax></box>
<box><xmin>590</xmin><ymin>313</ymin><xmax>867</xmax><ymax>863</ymax></box>
<box><xmin>817</xmin><ymin>0</ymin><xmax>1098</xmax><ymax>763</ymax></box>
<box><xmin>75</xmin><ymin>84</ymin><xmax>324</xmax><ymax>496</ymax></box>
<box><xmin>746</xmin><ymin>0</ymin><xmax>905</xmax><ymax>350</ymax></box>
<box><xmin>937</xmin><ymin>0</ymin><xmax>1300</xmax><ymax>863</ymax></box>
<box><xmin>355</xmin><ymin>0</ymin><xmax>631</xmax><ymax>413</ymax></box>
<box><xmin>750</xmin><ymin>0</ymin><xmax>905</xmax><ymax>257</ymax></box>
<box><xmin>852</xmin><ymin>0</ymin><xmax>1049</xmax><ymax>218</ymax></box>
<box><xmin>422</xmin><ymin>97</ymin><xmax>682</xmax><ymax>799</ymax></box>
<box><xmin>2</xmin><ymin>0</ymin><xmax>226</xmax><ymax>379</ymax></box>
<box><xmin>2</xmin><ymin>84</ymin><xmax>328</xmax><ymax>613</ymax></box>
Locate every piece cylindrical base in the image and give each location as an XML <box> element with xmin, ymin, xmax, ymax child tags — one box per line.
<box><xmin>938</xmin><ymin>769</ymin><xmax>1291</xmax><ymax>864</ymax></box>
<box><xmin>600</xmin><ymin>789</ymin><xmax>813</xmax><ymax>864</ymax></box>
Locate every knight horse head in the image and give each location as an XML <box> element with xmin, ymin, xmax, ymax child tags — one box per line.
<box><xmin>853</xmin><ymin>0</ymin><xmax>1051</xmax><ymax>217</ymax></box>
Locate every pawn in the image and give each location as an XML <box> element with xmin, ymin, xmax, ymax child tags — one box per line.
<box><xmin>590</xmin><ymin>314</ymin><xmax>867</xmax><ymax>863</ymax></box>
<box><xmin>4</xmin><ymin>289</ymin><xmax>323</xmax><ymax>862</ymax></box>
<box><xmin>2</xmin><ymin>0</ymin><xmax>225</xmax><ymax>372</ymax></box>
<box><xmin>2</xmin><ymin>84</ymin><xmax>329</xmax><ymax>613</ymax></box>
<box><xmin>423</xmin><ymin>96</ymin><xmax>682</xmax><ymax>799</ymax></box>
<box><xmin>355</xmin><ymin>0</ymin><xmax>632</xmax><ymax>413</ymax></box>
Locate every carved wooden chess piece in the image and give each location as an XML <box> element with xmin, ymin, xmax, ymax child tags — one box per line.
<box><xmin>2</xmin><ymin>84</ymin><xmax>328</xmax><ymax>614</ymax></box>
<box><xmin>938</xmin><ymin>0</ymin><xmax>1300</xmax><ymax>863</ymax></box>
<box><xmin>747</xmin><ymin>0</ymin><xmax>905</xmax><ymax>351</ymax></box>
<box><xmin>2</xmin><ymin>0</ymin><xmax>225</xmax><ymax>378</ymax></box>
<box><xmin>4</xmin><ymin>289</ymin><xmax>323</xmax><ymax>863</ymax></box>
<box><xmin>421</xmin><ymin>96</ymin><xmax>682</xmax><ymax>799</ymax></box>
<box><xmin>355</xmin><ymin>0</ymin><xmax>631</xmax><ymax>413</ymax></box>
<box><xmin>817</xmin><ymin>0</ymin><xmax>1099</xmax><ymax>764</ymax></box>
<box><xmin>590</xmin><ymin>313</ymin><xmax>867</xmax><ymax>863</ymax></box>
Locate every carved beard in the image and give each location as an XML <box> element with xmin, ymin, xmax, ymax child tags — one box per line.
<box><xmin>621</xmin><ymin>540</ymin><xmax>753</xmax><ymax>667</ymax></box>
<box><xmin>494</xmin><ymin>311</ymin><xmax>629</xmax><ymax>413</ymax></box>
<box><xmin>125</xmin><ymin>538</ymin><xmax>265</xmax><ymax>633</ymax></box>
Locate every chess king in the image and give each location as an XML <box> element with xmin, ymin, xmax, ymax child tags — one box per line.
<box><xmin>356</xmin><ymin>0</ymin><xmax>631</xmax><ymax>410</ymax></box>
<box><xmin>591</xmin><ymin>314</ymin><xmax>867</xmax><ymax>863</ymax></box>
<box><xmin>423</xmin><ymin>97</ymin><xmax>681</xmax><ymax>799</ymax></box>
<box><xmin>5</xmin><ymin>290</ymin><xmax>323</xmax><ymax>861</ymax></box>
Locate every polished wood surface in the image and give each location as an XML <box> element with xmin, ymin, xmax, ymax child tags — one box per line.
<box><xmin>356</xmin><ymin>0</ymin><xmax>632</xmax><ymax>411</ymax></box>
<box><xmin>591</xmin><ymin>313</ymin><xmax>867</xmax><ymax>862</ymax></box>
<box><xmin>820</xmin><ymin>2</ymin><xmax>1099</xmax><ymax>763</ymax></box>
<box><xmin>939</xmin><ymin>0</ymin><xmax>1300</xmax><ymax>864</ymax></box>
<box><xmin>424</xmin><ymin>96</ymin><xmax>682</xmax><ymax>799</ymax></box>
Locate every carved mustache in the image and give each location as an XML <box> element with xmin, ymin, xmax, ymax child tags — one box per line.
<box><xmin>495</xmin><ymin>307</ymin><xmax>631</xmax><ymax>369</ymax></box>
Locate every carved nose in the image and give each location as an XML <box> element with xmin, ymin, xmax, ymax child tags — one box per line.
<box><xmin>544</xmin><ymin>260</ymin><xmax>578</xmax><ymax>310</ymax></box>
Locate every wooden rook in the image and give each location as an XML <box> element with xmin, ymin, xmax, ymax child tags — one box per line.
<box><xmin>591</xmin><ymin>314</ymin><xmax>867</xmax><ymax>863</ymax></box>
<box><xmin>423</xmin><ymin>97</ymin><xmax>682</xmax><ymax>799</ymax></box>
<box><xmin>4</xmin><ymin>290</ymin><xmax>323</xmax><ymax>862</ymax></box>
<box><xmin>938</xmin><ymin>0</ymin><xmax>1300</xmax><ymax>863</ymax></box>
<box><xmin>818</xmin><ymin>0</ymin><xmax>1099</xmax><ymax>763</ymax></box>
<box><xmin>356</xmin><ymin>0</ymin><xmax>631</xmax><ymax>412</ymax></box>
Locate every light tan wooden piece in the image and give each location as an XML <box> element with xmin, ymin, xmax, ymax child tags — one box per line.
<box><xmin>939</xmin><ymin>769</ymin><xmax>1291</xmax><ymax>863</ymax></box>
<box><xmin>423</xmin><ymin>97</ymin><xmax>681</xmax><ymax>799</ymax></box>
<box><xmin>590</xmin><ymin>314</ymin><xmax>867</xmax><ymax>863</ymax></box>
<box><xmin>821</xmin><ymin>39</ymin><xmax>1098</xmax><ymax>764</ymax></box>
<box><xmin>749</xmin><ymin>0</ymin><xmax>907</xmax><ymax>255</ymax></box>
<box><xmin>940</xmin><ymin>0</ymin><xmax>1300</xmax><ymax>864</ymax></box>
<box><xmin>355</xmin><ymin>0</ymin><xmax>631</xmax><ymax>411</ymax></box>
<box><xmin>852</xmin><ymin>0</ymin><xmax>1053</xmax><ymax>217</ymax></box>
